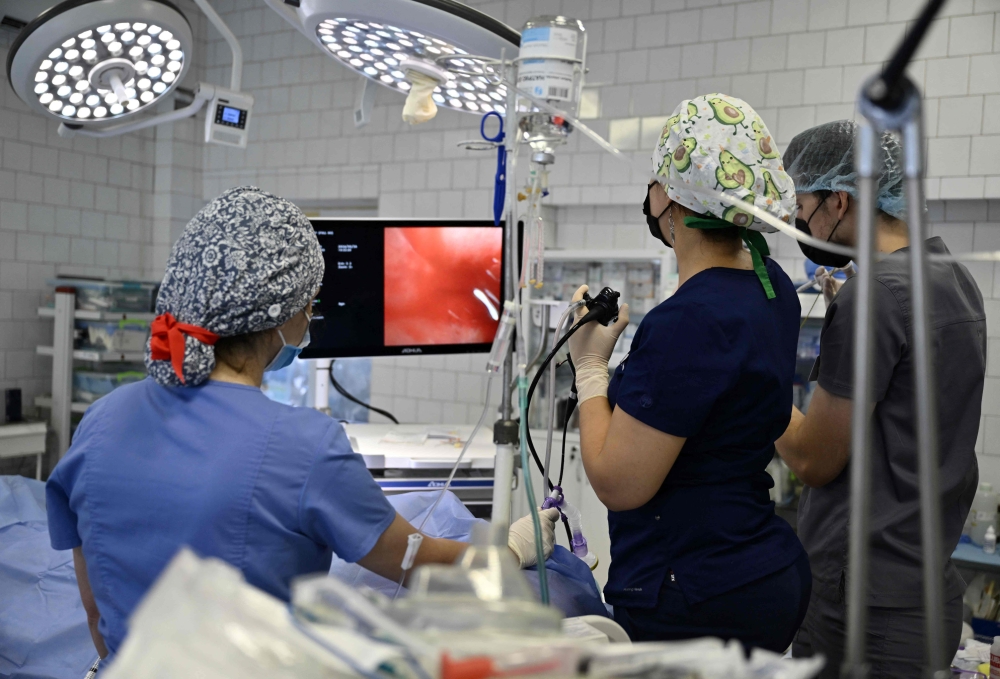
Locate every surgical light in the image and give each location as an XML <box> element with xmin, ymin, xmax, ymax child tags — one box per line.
<box><xmin>265</xmin><ymin>0</ymin><xmax>520</xmax><ymax>116</ymax></box>
<box><xmin>5</xmin><ymin>0</ymin><xmax>192</xmax><ymax>126</ymax></box>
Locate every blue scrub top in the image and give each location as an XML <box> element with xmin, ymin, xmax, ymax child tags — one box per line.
<box><xmin>606</xmin><ymin>259</ymin><xmax>805</xmax><ymax>609</ymax></box>
<box><xmin>45</xmin><ymin>379</ymin><xmax>397</xmax><ymax>660</ymax></box>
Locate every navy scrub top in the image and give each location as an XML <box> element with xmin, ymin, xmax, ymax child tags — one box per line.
<box><xmin>46</xmin><ymin>378</ymin><xmax>397</xmax><ymax>661</ymax></box>
<box><xmin>605</xmin><ymin>258</ymin><xmax>805</xmax><ymax>609</ymax></box>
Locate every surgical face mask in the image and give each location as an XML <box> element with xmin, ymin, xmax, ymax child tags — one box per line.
<box><xmin>796</xmin><ymin>193</ymin><xmax>853</xmax><ymax>268</ymax></box>
<box><xmin>643</xmin><ymin>184</ymin><xmax>672</xmax><ymax>248</ymax></box>
<box><xmin>264</xmin><ymin>312</ymin><xmax>312</xmax><ymax>373</ymax></box>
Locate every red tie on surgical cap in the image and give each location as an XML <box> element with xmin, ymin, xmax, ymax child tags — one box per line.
<box><xmin>150</xmin><ymin>313</ymin><xmax>220</xmax><ymax>384</ymax></box>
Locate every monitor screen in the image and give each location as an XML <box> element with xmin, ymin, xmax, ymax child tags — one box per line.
<box><xmin>300</xmin><ymin>219</ymin><xmax>505</xmax><ymax>359</ymax></box>
<box><xmin>221</xmin><ymin>106</ymin><xmax>241</xmax><ymax>124</ymax></box>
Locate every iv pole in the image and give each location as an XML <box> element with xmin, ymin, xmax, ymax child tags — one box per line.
<box><xmin>845</xmin><ymin>1</ymin><xmax>948</xmax><ymax>677</ymax></box>
<box><xmin>488</xmin><ymin>53</ymin><xmax>521</xmax><ymax>544</ymax></box>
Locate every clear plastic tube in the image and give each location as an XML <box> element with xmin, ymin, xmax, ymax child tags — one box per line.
<box><xmin>558</xmin><ymin>498</ymin><xmax>596</xmax><ymax>569</ymax></box>
<box><xmin>392</xmin><ymin>373</ymin><xmax>495</xmax><ymax>600</ymax></box>
<box><xmin>487</xmin><ymin>301</ymin><xmax>518</xmax><ymax>373</ymax></box>
<box><xmin>512</xmin><ymin>154</ymin><xmax>550</xmax><ymax>604</ymax></box>
<box><xmin>518</xmin><ymin>373</ymin><xmax>549</xmax><ymax>604</ymax></box>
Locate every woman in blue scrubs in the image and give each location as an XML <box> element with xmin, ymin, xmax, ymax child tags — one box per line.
<box><xmin>45</xmin><ymin>187</ymin><xmax>557</xmax><ymax>665</ymax></box>
<box><xmin>569</xmin><ymin>94</ymin><xmax>810</xmax><ymax>652</ymax></box>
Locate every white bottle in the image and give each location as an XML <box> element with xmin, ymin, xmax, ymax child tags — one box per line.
<box><xmin>991</xmin><ymin>635</ymin><xmax>1000</xmax><ymax>678</ymax></box>
<box><xmin>986</xmin><ymin>526</ymin><xmax>997</xmax><ymax>555</ymax></box>
<box><xmin>971</xmin><ymin>483</ymin><xmax>997</xmax><ymax>546</ymax></box>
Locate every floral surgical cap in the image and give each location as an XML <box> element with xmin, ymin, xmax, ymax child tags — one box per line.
<box><xmin>784</xmin><ymin>119</ymin><xmax>906</xmax><ymax>220</ymax></box>
<box><xmin>145</xmin><ymin>186</ymin><xmax>324</xmax><ymax>387</ymax></box>
<box><xmin>651</xmin><ymin>93</ymin><xmax>796</xmax><ymax>298</ymax></box>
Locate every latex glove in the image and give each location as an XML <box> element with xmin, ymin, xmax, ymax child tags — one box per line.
<box><xmin>566</xmin><ymin>285</ymin><xmax>630</xmax><ymax>404</ymax></box>
<box><xmin>507</xmin><ymin>508</ymin><xmax>560</xmax><ymax>569</ymax></box>
<box><xmin>814</xmin><ymin>264</ymin><xmax>854</xmax><ymax>304</ymax></box>
<box><xmin>402</xmin><ymin>70</ymin><xmax>439</xmax><ymax>124</ymax></box>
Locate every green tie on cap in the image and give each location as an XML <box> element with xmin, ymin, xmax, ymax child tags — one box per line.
<box><xmin>682</xmin><ymin>215</ymin><xmax>776</xmax><ymax>300</ymax></box>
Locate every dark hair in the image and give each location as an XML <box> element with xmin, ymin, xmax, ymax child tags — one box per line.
<box><xmin>213</xmin><ymin>330</ymin><xmax>272</xmax><ymax>372</ymax></box>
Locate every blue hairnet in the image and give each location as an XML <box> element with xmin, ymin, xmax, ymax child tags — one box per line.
<box><xmin>784</xmin><ymin>120</ymin><xmax>907</xmax><ymax>220</ymax></box>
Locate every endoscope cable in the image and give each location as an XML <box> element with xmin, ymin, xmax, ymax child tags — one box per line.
<box><xmin>556</xmin><ymin>356</ymin><xmax>577</xmax><ymax>489</ymax></box>
<box><xmin>328</xmin><ymin>361</ymin><xmax>399</xmax><ymax>425</ymax></box>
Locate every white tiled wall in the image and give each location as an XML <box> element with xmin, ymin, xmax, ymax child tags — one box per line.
<box><xmin>0</xmin><ymin>2</ymin><xmax>208</xmax><ymax>475</ymax></box>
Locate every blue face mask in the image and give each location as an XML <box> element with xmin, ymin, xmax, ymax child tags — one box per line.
<box><xmin>264</xmin><ymin>313</ymin><xmax>312</xmax><ymax>373</ymax></box>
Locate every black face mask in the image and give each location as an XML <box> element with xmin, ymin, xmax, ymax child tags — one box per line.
<box><xmin>643</xmin><ymin>185</ymin><xmax>672</xmax><ymax>248</ymax></box>
<box><xmin>796</xmin><ymin>192</ymin><xmax>852</xmax><ymax>268</ymax></box>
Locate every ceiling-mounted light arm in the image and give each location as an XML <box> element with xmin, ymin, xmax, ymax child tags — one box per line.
<box><xmin>58</xmin><ymin>80</ymin><xmax>215</xmax><ymax>137</ymax></box>
<box><xmin>191</xmin><ymin>0</ymin><xmax>241</xmax><ymax>90</ymax></box>
<box><xmin>262</xmin><ymin>0</ymin><xmax>303</xmax><ymax>33</ymax></box>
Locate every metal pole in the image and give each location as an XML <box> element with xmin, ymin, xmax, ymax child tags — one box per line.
<box><xmin>490</xmin><ymin>445</ymin><xmax>515</xmax><ymax>536</ymax></box>
<box><xmin>51</xmin><ymin>291</ymin><xmax>75</xmax><ymax>458</ymax></box>
<box><xmin>851</xmin><ymin>74</ymin><xmax>946</xmax><ymax>677</ymax></box>
<box><xmin>903</xmin><ymin>111</ymin><xmax>947</xmax><ymax>677</ymax></box>
<box><xmin>490</xmin><ymin>58</ymin><xmax>521</xmax><ymax>542</ymax></box>
<box><xmin>844</xmin><ymin>122</ymin><xmax>879</xmax><ymax>679</ymax></box>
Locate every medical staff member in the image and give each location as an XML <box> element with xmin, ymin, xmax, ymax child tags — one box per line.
<box><xmin>569</xmin><ymin>94</ymin><xmax>809</xmax><ymax>651</ymax></box>
<box><xmin>776</xmin><ymin>121</ymin><xmax>986</xmax><ymax>678</ymax></box>
<box><xmin>45</xmin><ymin>187</ymin><xmax>558</xmax><ymax>665</ymax></box>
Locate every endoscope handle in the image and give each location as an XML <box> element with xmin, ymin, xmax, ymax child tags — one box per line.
<box><xmin>581</xmin><ymin>287</ymin><xmax>621</xmax><ymax>327</ymax></box>
<box><xmin>868</xmin><ymin>0</ymin><xmax>947</xmax><ymax>110</ymax></box>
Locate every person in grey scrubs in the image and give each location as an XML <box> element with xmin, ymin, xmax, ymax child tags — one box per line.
<box><xmin>774</xmin><ymin>120</ymin><xmax>986</xmax><ymax>679</ymax></box>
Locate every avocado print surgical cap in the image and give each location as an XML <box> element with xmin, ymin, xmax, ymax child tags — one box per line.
<box><xmin>651</xmin><ymin>93</ymin><xmax>796</xmax><ymax>299</ymax></box>
<box><xmin>145</xmin><ymin>186</ymin><xmax>324</xmax><ymax>387</ymax></box>
<box><xmin>784</xmin><ymin>119</ymin><xmax>906</xmax><ymax>220</ymax></box>
<box><xmin>651</xmin><ymin>93</ymin><xmax>797</xmax><ymax>233</ymax></box>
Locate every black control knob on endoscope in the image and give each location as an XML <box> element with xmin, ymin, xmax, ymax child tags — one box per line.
<box><xmin>581</xmin><ymin>287</ymin><xmax>621</xmax><ymax>326</ymax></box>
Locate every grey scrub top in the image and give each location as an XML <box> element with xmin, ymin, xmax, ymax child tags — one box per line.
<box><xmin>798</xmin><ymin>236</ymin><xmax>986</xmax><ymax>607</ymax></box>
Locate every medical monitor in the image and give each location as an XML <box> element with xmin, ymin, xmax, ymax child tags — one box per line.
<box><xmin>300</xmin><ymin>219</ymin><xmax>505</xmax><ymax>359</ymax></box>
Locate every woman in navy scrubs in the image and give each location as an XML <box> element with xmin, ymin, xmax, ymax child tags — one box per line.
<box><xmin>569</xmin><ymin>94</ymin><xmax>810</xmax><ymax>652</ymax></box>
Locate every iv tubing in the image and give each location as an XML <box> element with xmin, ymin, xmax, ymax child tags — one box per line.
<box><xmin>518</xmin><ymin>373</ymin><xmax>550</xmax><ymax>605</ymax></box>
<box><xmin>391</xmin><ymin>373</ymin><xmax>495</xmax><ymax>600</ymax></box>
<box><xmin>508</xmin><ymin>84</ymin><xmax>550</xmax><ymax>601</ymax></box>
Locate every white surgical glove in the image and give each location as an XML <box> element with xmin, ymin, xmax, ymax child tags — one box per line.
<box><xmin>814</xmin><ymin>264</ymin><xmax>854</xmax><ymax>305</ymax></box>
<box><xmin>507</xmin><ymin>508</ymin><xmax>560</xmax><ymax>569</ymax></box>
<box><xmin>566</xmin><ymin>285</ymin><xmax>630</xmax><ymax>404</ymax></box>
<box><xmin>402</xmin><ymin>70</ymin><xmax>439</xmax><ymax>124</ymax></box>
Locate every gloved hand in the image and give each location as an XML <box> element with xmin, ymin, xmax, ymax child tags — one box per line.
<box><xmin>507</xmin><ymin>508</ymin><xmax>560</xmax><ymax>569</ymax></box>
<box><xmin>566</xmin><ymin>285</ymin><xmax>630</xmax><ymax>404</ymax></box>
<box><xmin>814</xmin><ymin>264</ymin><xmax>854</xmax><ymax>304</ymax></box>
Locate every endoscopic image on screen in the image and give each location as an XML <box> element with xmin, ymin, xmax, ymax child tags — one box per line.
<box><xmin>384</xmin><ymin>227</ymin><xmax>502</xmax><ymax>346</ymax></box>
